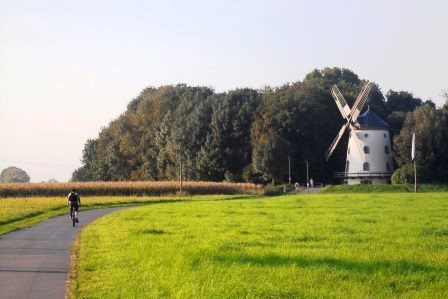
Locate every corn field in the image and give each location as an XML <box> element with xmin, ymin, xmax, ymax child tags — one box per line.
<box><xmin>0</xmin><ymin>181</ymin><xmax>261</xmax><ymax>197</ymax></box>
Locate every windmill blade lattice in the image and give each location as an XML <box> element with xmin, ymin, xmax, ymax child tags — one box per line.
<box><xmin>325</xmin><ymin>82</ymin><xmax>373</xmax><ymax>161</ymax></box>
<box><xmin>350</xmin><ymin>82</ymin><xmax>372</xmax><ymax>122</ymax></box>
<box><xmin>331</xmin><ymin>85</ymin><xmax>351</xmax><ymax>120</ymax></box>
<box><xmin>325</xmin><ymin>121</ymin><xmax>350</xmax><ymax>161</ymax></box>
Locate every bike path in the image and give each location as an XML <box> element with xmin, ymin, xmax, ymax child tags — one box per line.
<box><xmin>0</xmin><ymin>207</ymin><xmax>127</xmax><ymax>299</ymax></box>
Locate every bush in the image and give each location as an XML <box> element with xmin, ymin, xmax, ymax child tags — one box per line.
<box><xmin>391</xmin><ymin>164</ymin><xmax>414</xmax><ymax>184</ymax></box>
<box><xmin>262</xmin><ymin>185</ymin><xmax>283</xmax><ymax>196</ymax></box>
<box><xmin>261</xmin><ymin>184</ymin><xmax>300</xmax><ymax>196</ymax></box>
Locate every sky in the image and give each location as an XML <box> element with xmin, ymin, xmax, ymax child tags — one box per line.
<box><xmin>1</xmin><ymin>0</ymin><xmax>447</xmax><ymax>182</ymax></box>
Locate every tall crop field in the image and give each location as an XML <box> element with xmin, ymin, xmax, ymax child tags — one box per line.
<box><xmin>0</xmin><ymin>181</ymin><xmax>261</xmax><ymax>197</ymax></box>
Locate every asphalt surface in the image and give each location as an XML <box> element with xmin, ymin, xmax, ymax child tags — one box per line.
<box><xmin>0</xmin><ymin>207</ymin><xmax>127</xmax><ymax>299</ymax></box>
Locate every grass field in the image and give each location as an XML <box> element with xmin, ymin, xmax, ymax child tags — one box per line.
<box><xmin>71</xmin><ymin>192</ymin><xmax>448</xmax><ymax>298</ymax></box>
<box><xmin>0</xmin><ymin>195</ymin><xmax>253</xmax><ymax>235</ymax></box>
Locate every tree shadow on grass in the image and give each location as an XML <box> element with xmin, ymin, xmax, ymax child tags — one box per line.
<box><xmin>88</xmin><ymin>199</ymin><xmax>186</xmax><ymax>207</ymax></box>
<box><xmin>140</xmin><ymin>229</ymin><xmax>167</xmax><ymax>235</ymax></box>
<box><xmin>0</xmin><ymin>204</ymin><xmax>70</xmax><ymax>226</ymax></box>
<box><xmin>0</xmin><ymin>211</ymin><xmax>46</xmax><ymax>225</ymax></box>
<box><xmin>210</xmin><ymin>254</ymin><xmax>445</xmax><ymax>275</ymax></box>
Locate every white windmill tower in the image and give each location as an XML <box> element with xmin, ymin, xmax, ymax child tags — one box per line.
<box><xmin>325</xmin><ymin>82</ymin><xmax>394</xmax><ymax>184</ymax></box>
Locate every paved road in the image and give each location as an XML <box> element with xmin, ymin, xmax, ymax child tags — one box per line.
<box><xmin>0</xmin><ymin>207</ymin><xmax>127</xmax><ymax>299</ymax></box>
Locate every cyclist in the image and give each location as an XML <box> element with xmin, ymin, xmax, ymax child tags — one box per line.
<box><xmin>68</xmin><ymin>188</ymin><xmax>81</xmax><ymax>222</ymax></box>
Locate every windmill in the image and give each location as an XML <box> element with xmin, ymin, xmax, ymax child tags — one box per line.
<box><xmin>325</xmin><ymin>82</ymin><xmax>394</xmax><ymax>184</ymax></box>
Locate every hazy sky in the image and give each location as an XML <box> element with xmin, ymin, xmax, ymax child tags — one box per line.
<box><xmin>1</xmin><ymin>0</ymin><xmax>447</xmax><ymax>182</ymax></box>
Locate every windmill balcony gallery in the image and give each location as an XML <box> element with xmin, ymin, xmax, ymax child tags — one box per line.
<box><xmin>334</xmin><ymin>171</ymin><xmax>393</xmax><ymax>184</ymax></box>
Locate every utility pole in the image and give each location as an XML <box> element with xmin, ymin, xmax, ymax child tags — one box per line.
<box><xmin>180</xmin><ymin>158</ymin><xmax>183</xmax><ymax>193</ymax></box>
<box><xmin>306</xmin><ymin>160</ymin><xmax>309</xmax><ymax>188</ymax></box>
<box><xmin>288</xmin><ymin>155</ymin><xmax>291</xmax><ymax>185</ymax></box>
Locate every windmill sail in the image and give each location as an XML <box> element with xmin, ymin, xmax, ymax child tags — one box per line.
<box><xmin>325</xmin><ymin>82</ymin><xmax>373</xmax><ymax>161</ymax></box>
<box><xmin>350</xmin><ymin>82</ymin><xmax>372</xmax><ymax>122</ymax></box>
<box><xmin>325</xmin><ymin>122</ymin><xmax>350</xmax><ymax>161</ymax></box>
<box><xmin>331</xmin><ymin>86</ymin><xmax>351</xmax><ymax>120</ymax></box>
<box><xmin>411</xmin><ymin>133</ymin><xmax>415</xmax><ymax>160</ymax></box>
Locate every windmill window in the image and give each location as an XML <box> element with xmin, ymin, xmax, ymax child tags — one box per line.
<box><xmin>385</xmin><ymin>146</ymin><xmax>390</xmax><ymax>154</ymax></box>
<box><xmin>363</xmin><ymin>162</ymin><xmax>370</xmax><ymax>171</ymax></box>
<box><xmin>346</xmin><ymin>161</ymin><xmax>350</xmax><ymax>173</ymax></box>
<box><xmin>363</xmin><ymin>146</ymin><xmax>370</xmax><ymax>154</ymax></box>
<box><xmin>386</xmin><ymin>162</ymin><xmax>391</xmax><ymax>171</ymax></box>
<box><xmin>348</xmin><ymin>147</ymin><xmax>350</xmax><ymax>154</ymax></box>
<box><xmin>364</xmin><ymin>133</ymin><xmax>369</xmax><ymax>138</ymax></box>
<box><xmin>384</xmin><ymin>133</ymin><xmax>387</xmax><ymax>138</ymax></box>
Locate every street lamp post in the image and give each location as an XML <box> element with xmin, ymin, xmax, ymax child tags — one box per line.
<box><xmin>288</xmin><ymin>155</ymin><xmax>291</xmax><ymax>185</ymax></box>
<box><xmin>180</xmin><ymin>159</ymin><xmax>183</xmax><ymax>193</ymax></box>
<box><xmin>306</xmin><ymin>160</ymin><xmax>309</xmax><ymax>188</ymax></box>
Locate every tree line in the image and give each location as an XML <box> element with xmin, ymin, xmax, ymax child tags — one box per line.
<box><xmin>72</xmin><ymin>67</ymin><xmax>447</xmax><ymax>184</ymax></box>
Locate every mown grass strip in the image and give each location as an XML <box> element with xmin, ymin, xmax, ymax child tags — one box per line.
<box><xmin>72</xmin><ymin>192</ymin><xmax>448</xmax><ymax>298</ymax></box>
<box><xmin>66</xmin><ymin>235</ymin><xmax>81</xmax><ymax>299</ymax></box>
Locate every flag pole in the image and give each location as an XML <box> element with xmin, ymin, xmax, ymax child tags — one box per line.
<box><xmin>414</xmin><ymin>159</ymin><xmax>417</xmax><ymax>193</ymax></box>
<box><xmin>411</xmin><ymin>133</ymin><xmax>416</xmax><ymax>193</ymax></box>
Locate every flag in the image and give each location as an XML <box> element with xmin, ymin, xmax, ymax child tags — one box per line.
<box><xmin>411</xmin><ymin>133</ymin><xmax>415</xmax><ymax>161</ymax></box>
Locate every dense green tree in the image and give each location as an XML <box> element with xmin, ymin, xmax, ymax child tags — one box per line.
<box><xmin>71</xmin><ymin>167</ymin><xmax>88</xmax><ymax>182</ymax></box>
<box><xmin>81</xmin><ymin>139</ymin><xmax>103</xmax><ymax>181</ymax></box>
<box><xmin>384</xmin><ymin>91</ymin><xmax>424</xmax><ymax>133</ymax></box>
<box><xmin>393</xmin><ymin>104</ymin><xmax>448</xmax><ymax>183</ymax></box>
<box><xmin>252</xmin><ymin>133</ymin><xmax>290</xmax><ymax>184</ymax></box>
<box><xmin>385</xmin><ymin>91</ymin><xmax>423</xmax><ymax>113</ymax></box>
<box><xmin>73</xmin><ymin>68</ymin><xmax>442</xmax><ymax>184</ymax></box>
<box><xmin>197</xmin><ymin>89</ymin><xmax>260</xmax><ymax>181</ymax></box>
<box><xmin>433</xmin><ymin>102</ymin><xmax>448</xmax><ymax>180</ymax></box>
<box><xmin>0</xmin><ymin>166</ymin><xmax>30</xmax><ymax>183</ymax></box>
<box><xmin>167</xmin><ymin>86</ymin><xmax>215</xmax><ymax>181</ymax></box>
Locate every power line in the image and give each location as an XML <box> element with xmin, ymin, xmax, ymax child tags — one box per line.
<box><xmin>0</xmin><ymin>160</ymin><xmax>80</xmax><ymax>168</ymax></box>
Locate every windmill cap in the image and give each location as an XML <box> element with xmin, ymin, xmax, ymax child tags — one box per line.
<box><xmin>355</xmin><ymin>110</ymin><xmax>389</xmax><ymax>129</ymax></box>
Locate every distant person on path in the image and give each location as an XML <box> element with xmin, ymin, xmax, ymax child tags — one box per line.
<box><xmin>68</xmin><ymin>188</ymin><xmax>81</xmax><ymax>222</ymax></box>
<box><xmin>310</xmin><ymin>178</ymin><xmax>314</xmax><ymax>188</ymax></box>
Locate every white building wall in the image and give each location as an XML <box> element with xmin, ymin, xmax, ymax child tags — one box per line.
<box><xmin>345</xmin><ymin>128</ymin><xmax>393</xmax><ymax>185</ymax></box>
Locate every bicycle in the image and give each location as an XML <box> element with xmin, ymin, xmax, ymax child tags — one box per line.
<box><xmin>70</xmin><ymin>207</ymin><xmax>79</xmax><ymax>227</ymax></box>
<box><xmin>68</xmin><ymin>189</ymin><xmax>81</xmax><ymax>227</ymax></box>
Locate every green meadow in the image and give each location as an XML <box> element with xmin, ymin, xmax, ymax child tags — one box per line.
<box><xmin>71</xmin><ymin>193</ymin><xmax>448</xmax><ymax>298</ymax></box>
<box><xmin>0</xmin><ymin>195</ymin><xmax>249</xmax><ymax>235</ymax></box>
